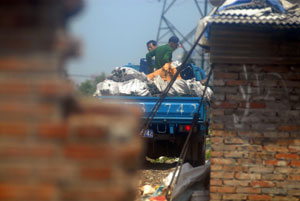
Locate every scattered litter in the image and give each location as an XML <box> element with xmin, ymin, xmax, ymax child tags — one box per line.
<box><xmin>145</xmin><ymin>195</ymin><xmax>167</xmax><ymax>201</ymax></box>
<box><xmin>140</xmin><ymin>185</ymin><xmax>167</xmax><ymax>201</ymax></box>
<box><xmin>140</xmin><ymin>185</ymin><xmax>156</xmax><ymax>196</ymax></box>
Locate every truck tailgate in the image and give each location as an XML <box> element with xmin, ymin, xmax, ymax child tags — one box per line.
<box><xmin>98</xmin><ymin>96</ymin><xmax>208</xmax><ymax>124</ymax></box>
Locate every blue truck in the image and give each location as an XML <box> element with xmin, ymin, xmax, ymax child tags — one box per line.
<box><xmin>99</xmin><ymin>63</ymin><xmax>210</xmax><ymax>166</ymax></box>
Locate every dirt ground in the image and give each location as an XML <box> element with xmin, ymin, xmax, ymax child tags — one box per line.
<box><xmin>138</xmin><ymin>162</ymin><xmax>177</xmax><ymax>186</ymax></box>
<box><xmin>136</xmin><ymin>161</ymin><xmax>177</xmax><ymax>200</ymax></box>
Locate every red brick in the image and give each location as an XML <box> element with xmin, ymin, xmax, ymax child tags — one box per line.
<box><xmin>116</xmin><ymin>142</ymin><xmax>142</xmax><ymax>168</ymax></box>
<box><xmin>226</xmin><ymin>80</ymin><xmax>247</xmax><ymax>86</ymax></box>
<box><xmin>248</xmin><ymin>195</ymin><xmax>271</xmax><ymax>200</ymax></box>
<box><xmin>287</xmin><ymin>190</ymin><xmax>300</xmax><ymax>196</ymax></box>
<box><xmin>211</xmin><ymin>137</ymin><xmax>223</xmax><ymax>144</ymax></box>
<box><xmin>64</xmin><ymin>144</ymin><xmax>108</xmax><ymax>160</ymax></box>
<box><xmin>210</xmin><ymin>123</ymin><xmax>224</xmax><ymax>129</ymax></box>
<box><xmin>276</xmin><ymin>139</ymin><xmax>296</xmax><ymax>146</ymax></box>
<box><xmin>214</xmin><ymin>72</ymin><xmax>238</xmax><ymax>79</ymax></box>
<box><xmin>211</xmin><ymin>158</ymin><xmax>235</xmax><ymax>165</ymax></box>
<box><xmin>249</xmin><ymin>166</ymin><xmax>273</xmax><ymax>173</ymax></box>
<box><xmin>238</xmin><ymin>131</ymin><xmax>263</xmax><ymax>138</ymax></box>
<box><xmin>288</xmin><ymin>145</ymin><xmax>300</xmax><ymax>152</ymax></box>
<box><xmin>236</xmin><ymin>187</ymin><xmax>261</xmax><ymax>194</ymax></box>
<box><xmin>223</xmin><ymin>165</ymin><xmax>248</xmax><ymax>172</ymax></box>
<box><xmin>0</xmin><ymin>81</ymin><xmax>30</xmax><ymax>95</ymax></box>
<box><xmin>224</xmin><ymin>137</ymin><xmax>245</xmax><ymax>144</ymax></box>
<box><xmin>211</xmin><ymin>186</ymin><xmax>236</xmax><ymax>193</ymax></box>
<box><xmin>235</xmin><ymin>173</ymin><xmax>261</xmax><ymax>180</ymax></box>
<box><xmin>211</xmin><ymin>151</ymin><xmax>223</xmax><ymax>157</ymax></box>
<box><xmin>241</xmin><ymin>102</ymin><xmax>265</xmax><ymax>109</ymax></box>
<box><xmin>279</xmin><ymin>125</ymin><xmax>300</xmax><ymax>131</ymax></box>
<box><xmin>38</xmin><ymin>81</ymin><xmax>73</xmax><ymax>97</ymax></box>
<box><xmin>62</xmin><ymin>187</ymin><xmax>127</xmax><ymax>201</ymax></box>
<box><xmin>251</xmin><ymin>181</ymin><xmax>275</xmax><ymax>188</ymax></box>
<box><xmin>276</xmin><ymin>153</ymin><xmax>299</xmax><ymax>160</ymax></box>
<box><xmin>0</xmin><ymin>102</ymin><xmax>58</xmax><ymax>119</ymax></box>
<box><xmin>0</xmin><ymin>122</ymin><xmax>29</xmax><ymax>137</ymax></box>
<box><xmin>0</xmin><ymin>57</ymin><xmax>32</xmax><ymax>71</ymax></box>
<box><xmin>77</xmin><ymin>126</ymin><xmax>106</xmax><ymax>139</ymax></box>
<box><xmin>231</xmin><ymin>166</ymin><xmax>248</xmax><ymax>172</ymax></box>
<box><xmin>264</xmin><ymin>160</ymin><xmax>277</xmax><ymax>165</ymax></box>
<box><xmin>224</xmin><ymin>151</ymin><xmax>247</xmax><ymax>158</ymax></box>
<box><xmin>0</xmin><ymin>166</ymin><xmax>31</xmax><ymax>179</ymax></box>
<box><xmin>211</xmin><ymin>165</ymin><xmax>223</xmax><ymax>171</ymax></box>
<box><xmin>285</xmin><ymin>81</ymin><xmax>300</xmax><ymax>88</ymax></box>
<box><xmin>274</xmin><ymin>167</ymin><xmax>293</xmax><ymax>174</ymax></box>
<box><xmin>80</xmin><ymin>167</ymin><xmax>111</xmax><ymax>181</ymax></box>
<box><xmin>222</xmin><ymin>194</ymin><xmax>247</xmax><ymax>200</ymax></box>
<box><xmin>0</xmin><ymin>145</ymin><xmax>55</xmax><ymax>158</ymax></box>
<box><xmin>287</xmin><ymin>175</ymin><xmax>300</xmax><ymax>181</ymax></box>
<box><xmin>210</xmin><ymin>179</ymin><xmax>222</xmax><ymax>186</ymax></box>
<box><xmin>273</xmin><ymin>196</ymin><xmax>299</xmax><ymax>201</ymax></box>
<box><xmin>262</xmin><ymin>173</ymin><xmax>285</xmax><ymax>181</ymax></box>
<box><xmin>291</xmin><ymin>161</ymin><xmax>300</xmax><ymax>167</ymax></box>
<box><xmin>212</xmin><ymin>144</ymin><xmax>237</xmax><ymax>151</ymax></box>
<box><xmin>211</xmin><ymin>171</ymin><xmax>234</xmax><ymax>179</ymax></box>
<box><xmin>276</xmin><ymin>181</ymin><xmax>300</xmax><ymax>188</ymax></box>
<box><xmin>212</xmin><ymin>110</ymin><xmax>224</xmax><ymax>115</ymax></box>
<box><xmin>210</xmin><ymin>193</ymin><xmax>222</xmax><ymax>200</ymax></box>
<box><xmin>213</xmin><ymin>102</ymin><xmax>238</xmax><ymax>109</ymax></box>
<box><xmin>38</xmin><ymin>123</ymin><xmax>68</xmax><ymax>139</ymax></box>
<box><xmin>223</xmin><ymin>179</ymin><xmax>249</xmax><ymax>187</ymax></box>
<box><xmin>263</xmin><ymin>66</ymin><xmax>289</xmax><ymax>73</ymax></box>
<box><xmin>211</xmin><ymin>130</ymin><xmax>237</xmax><ymax>137</ymax></box>
<box><xmin>0</xmin><ymin>183</ymin><xmax>55</xmax><ymax>200</ymax></box>
<box><xmin>264</xmin><ymin>160</ymin><xmax>287</xmax><ymax>166</ymax></box>
<box><xmin>285</xmin><ymin>73</ymin><xmax>300</xmax><ymax>80</ymax></box>
<box><xmin>264</xmin><ymin>144</ymin><xmax>288</xmax><ymax>152</ymax></box>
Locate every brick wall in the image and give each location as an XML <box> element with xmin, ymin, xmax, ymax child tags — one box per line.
<box><xmin>0</xmin><ymin>1</ymin><xmax>142</xmax><ymax>201</ymax></box>
<box><xmin>210</xmin><ymin>64</ymin><xmax>300</xmax><ymax>201</ymax></box>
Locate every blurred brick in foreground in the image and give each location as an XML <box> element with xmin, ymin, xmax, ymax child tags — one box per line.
<box><xmin>0</xmin><ymin>1</ymin><xmax>142</xmax><ymax>201</ymax></box>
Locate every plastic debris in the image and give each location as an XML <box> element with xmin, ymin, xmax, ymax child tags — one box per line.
<box><xmin>140</xmin><ymin>185</ymin><xmax>156</xmax><ymax>196</ymax></box>
<box><xmin>94</xmin><ymin>65</ymin><xmax>213</xmax><ymax>100</ymax></box>
<box><xmin>107</xmin><ymin>66</ymin><xmax>149</xmax><ymax>82</ymax></box>
<box><xmin>145</xmin><ymin>195</ymin><xmax>167</xmax><ymax>201</ymax></box>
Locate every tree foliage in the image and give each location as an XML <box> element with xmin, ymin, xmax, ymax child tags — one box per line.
<box><xmin>77</xmin><ymin>72</ymin><xmax>106</xmax><ymax>96</ymax></box>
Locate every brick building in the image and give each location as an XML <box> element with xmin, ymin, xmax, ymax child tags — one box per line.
<box><xmin>209</xmin><ymin>1</ymin><xmax>300</xmax><ymax>201</ymax></box>
<box><xmin>0</xmin><ymin>1</ymin><xmax>142</xmax><ymax>201</ymax></box>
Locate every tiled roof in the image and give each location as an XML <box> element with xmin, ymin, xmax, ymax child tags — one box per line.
<box><xmin>209</xmin><ymin>1</ymin><xmax>300</xmax><ymax>28</ymax></box>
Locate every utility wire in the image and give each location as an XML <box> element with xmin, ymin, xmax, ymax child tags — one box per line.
<box><xmin>166</xmin><ymin>65</ymin><xmax>213</xmax><ymax>200</ymax></box>
<box><xmin>140</xmin><ymin>9</ymin><xmax>208</xmax><ymax>135</ymax></box>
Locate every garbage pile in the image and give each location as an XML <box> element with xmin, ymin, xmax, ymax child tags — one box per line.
<box><xmin>139</xmin><ymin>162</ymin><xmax>210</xmax><ymax>201</ymax></box>
<box><xmin>94</xmin><ymin>65</ymin><xmax>213</xmax><ymax>100</ymax></box>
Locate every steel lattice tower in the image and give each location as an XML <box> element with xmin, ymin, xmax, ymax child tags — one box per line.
<box><xmin>156</xmin><ymin>0</ymin><xmax>211</xmax><ymax>68</ymax></box>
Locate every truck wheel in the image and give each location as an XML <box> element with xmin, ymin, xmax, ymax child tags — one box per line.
<box><xmin>186</xmin><ymin>135</ymin><xmax>206</xmax><ymax>167</ymax></box>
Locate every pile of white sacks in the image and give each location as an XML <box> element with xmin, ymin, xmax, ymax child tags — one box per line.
<box><xmin>93</xmin><ymin>66</ymin><xmax>213</xmax><ymax>100</ymax></box>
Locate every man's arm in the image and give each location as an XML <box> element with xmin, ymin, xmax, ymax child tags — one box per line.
<box><xmin>146</xmin><ymin>49</ymin><xmax>155</xmax><ymax>73</ymax></box>
<box><xmin>161</xmin><ymin>48</ymin><xmax>173</xmax><ymax>65</ymax></box>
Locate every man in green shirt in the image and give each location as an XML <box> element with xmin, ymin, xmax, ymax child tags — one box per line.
<box><xmin>146</xmin><ymin>36</ymin><xmax>179</xmax><ymax>74</ymax></box>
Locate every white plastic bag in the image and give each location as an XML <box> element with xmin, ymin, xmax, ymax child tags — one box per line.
<box><xmin>107</xmin><ymin>67</ymin><xmax>148</xmax><ymax>82</ymax></box>
<box><xmin>118</xmin><ymin>79</ymin><xmax>150</xmax><ymax>96</ymax></box>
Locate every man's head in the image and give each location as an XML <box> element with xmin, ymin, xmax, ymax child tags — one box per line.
<box><xmin>168</xmin><ymin>36</ymin><xmax>180</xmax><ymax>50</ymax></box>
<box><xmin>146</xmin><ymin>40</ymin><xmax>157</xmax><ymax>52</ymax></box>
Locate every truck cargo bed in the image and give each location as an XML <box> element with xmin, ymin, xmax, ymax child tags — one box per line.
<box><xmin>98</xmin><ymin>96</ymin><xmax>208</xmax><ymax>124</ymax></box>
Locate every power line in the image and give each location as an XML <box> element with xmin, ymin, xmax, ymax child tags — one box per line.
<box><xmin>68</xmin><ymin>74</ymin><xmax>96</xmax><ymax>78</ymax></box>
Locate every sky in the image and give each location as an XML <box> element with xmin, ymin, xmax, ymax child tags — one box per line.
<box><xmin>66</xmin><ymin>0</ymin><xmax>213</xmax><ymax>83</ymax></box>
